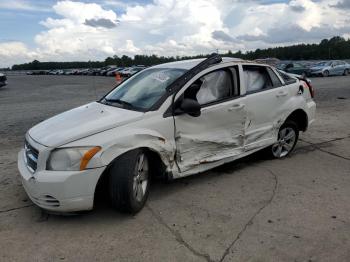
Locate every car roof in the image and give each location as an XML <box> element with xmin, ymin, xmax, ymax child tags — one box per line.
<box><xmin>152</xmin><ymin>57</ymin><xmax>247</xmax><ymax>70</ymax></box>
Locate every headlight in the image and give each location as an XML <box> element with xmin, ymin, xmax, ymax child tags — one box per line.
<box><xmin>47</xmin><ymin>146</ymin><xmax>101</xmax><ymax>171</ymax></box>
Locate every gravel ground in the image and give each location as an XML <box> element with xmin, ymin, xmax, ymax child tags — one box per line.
<box><xmin>0</xmin><ymin>75</ymin><xmax>349</xmax><ymax>262</ymax></box>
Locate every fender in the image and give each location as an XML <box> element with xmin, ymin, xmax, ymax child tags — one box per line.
<box><xmin>64</xmin><ymin>126</ymin><xmax>176</xmax><ymax>172</ymax></box>
<box><xmin>101</xmin><ymin>129</ymin><xmax>176</xmax><ymax>171</ymax></box>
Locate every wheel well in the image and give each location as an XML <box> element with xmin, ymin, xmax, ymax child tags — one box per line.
<box><xmin>285</xmin><ymin>109</ymin><xmax>308</xmax><ymax>132</ymax></box>
<box><xmin>93</xmin><ymin>148</ymin><xmax>167</xmax><ymax>206</ymax></box>
<box><xmin>143</xmin><ymin>148</ymin><xmax>167</xmax><ymax>180</ymax></box>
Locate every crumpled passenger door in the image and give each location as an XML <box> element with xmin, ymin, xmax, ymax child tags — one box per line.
<box><xmin>173</xmin><ymin>68</ymin><xmax>246</xmax><ymax>173</ymax></box>
<box><xmin>174</xmin><ymin>98</ymin><xmax>246</xmax><ymax>172</ymax></box>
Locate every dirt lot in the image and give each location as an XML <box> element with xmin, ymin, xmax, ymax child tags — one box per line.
<box><xmin>0</xmin><ymin>75</ymin><xmax>349</xmax><ymax>262</ymax></box>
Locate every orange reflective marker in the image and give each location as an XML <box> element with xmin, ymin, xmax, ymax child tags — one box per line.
<box><xmin>80</xmin><ymin>146</ymin><xmax>101</xmax><ymax>171</ymax></box>
<box><xmin>115</xmin><ymin>73</ymin><xmax>122</xmax><ymax>84</ymax></box>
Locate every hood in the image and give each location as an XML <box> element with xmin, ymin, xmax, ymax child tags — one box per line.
<box><xmin>29</xmin><ymin>102</ymin><xmax>144</xmax><ymax>147</ymax></box>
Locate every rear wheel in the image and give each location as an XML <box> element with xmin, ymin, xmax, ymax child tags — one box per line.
<box><xmin>323</xmin><ymin>70</ymin><xmax>329</xmax><ymax>77</ymax></box>
<box><xmin>109</xmin><ymin>149</ymin><xmax>150</xmax><ymax>214</ymax></box>
<box><xmin>269</xmin><ymin>121</ymin><xmax>299</xmax><ymax>159</ymax></box>
<box><xmin>344</xmin><ymin>69</ymin><xmax>349</xmax><ymax>76</ymax></box>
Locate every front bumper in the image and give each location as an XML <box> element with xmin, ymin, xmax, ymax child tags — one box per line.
<box><xmin>18</xmin><ymin>150</ymin><xmax>106</xmax><ymax>212</ymax></box>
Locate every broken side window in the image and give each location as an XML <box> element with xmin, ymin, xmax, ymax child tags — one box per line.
<box><xmin>243</xmin><ymin>65</ymin><xmax>273</xmax><ymax>94</ymax></box>
<box><xmin>195</xmin><ymin>70</ymin><xmax>232</xmax><ymax>105</ymax></box>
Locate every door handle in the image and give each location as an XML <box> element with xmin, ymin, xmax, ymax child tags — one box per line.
<box><xmin>228</xmin><ymin>104</ymin><xmax>245</xmax><ymax>111</ymax></box>
<box><xmin>276</xmin><ymin>91</ymin><xmax>288</xmax><ymax>97</ymax></box>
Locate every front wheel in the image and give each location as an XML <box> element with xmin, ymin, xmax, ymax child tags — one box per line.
<box><xmin>109</xmin><ymin>149</ymin><xmax>150</xmax><ymax>214</ymax></box>
<box><xmin>323</xmin><ymin>70</ymin><xmax>329</xmax><ymax>77</ymax></box>
<box><xmin>269</xmin><ymin>121</ymin><xmax>299</xmax><ymax>159</ymax></box>
<box><xmin>344</xmin><ymin>69</ymin><xmax>349</xmax><ymax>76</ymax></box>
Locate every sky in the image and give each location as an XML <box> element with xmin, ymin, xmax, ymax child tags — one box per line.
<box><xmin>0</xmin><ymin>0</ymin><xmax>349</xmax><ymax>67</ymax></box>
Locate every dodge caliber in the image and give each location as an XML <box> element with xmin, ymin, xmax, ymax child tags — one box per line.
<box><xmin>18</xmin><ymin>54</ymin><xmax>316</xmax><ymax>214</ymax></box>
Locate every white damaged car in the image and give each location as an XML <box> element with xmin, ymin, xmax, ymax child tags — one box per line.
<box><xmin>18</xmin><ymin>54</ymin><xmax>316</xmax><ymax>214</ymax></box>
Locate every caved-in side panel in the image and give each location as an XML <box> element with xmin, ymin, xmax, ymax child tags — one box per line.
<box><xmin>101</xmin><ymin>133</ymin><xmax>175</xmax><ymax>171</ymax></box>
<box><xmin>244</xmin><ymin>83</ymin><xmax>295</xmax><ymax>150</ymax></box>
<box><xmin>174</xmin><ymin>98</ymin><xmax>246</xmax><ymax>172</ymax></box>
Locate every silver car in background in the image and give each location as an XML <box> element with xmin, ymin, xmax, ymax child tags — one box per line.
<box><xmin>307</xmin><ymin>60</ymin><xmax>350</xmax><ymax>77</ymax></box>
<box><xmin>0</xmin><ymin>73</ymin><xmax>7</xmax><ymax>87</ymax></box>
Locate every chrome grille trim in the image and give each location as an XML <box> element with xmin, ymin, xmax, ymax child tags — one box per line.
<box><xmin>24</xmin><ymin>139</ymin><xmax>39</xmax><ymax>172</ymax></box>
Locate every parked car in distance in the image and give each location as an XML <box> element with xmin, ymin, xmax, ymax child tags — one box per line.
<box><xmin>119</xmin><ymin>66</ymin><xmax>145</xmax><ymax>77</ymax></box>
<box><xmin>307</xmin><ymin>60</ymin><xmax>350</xmax><ymax>77</ymax></box>
<box><xmin>129</xmin><ymin>66</ymin><xmax>146</xmax><ymax>76</ymax></box>
<box><xmin>18</xmin><ymin>54</ymin><xmax>316</xmax><ymax>214</ymax></box>
<box><xmin>277</xmin><ymin>62</ymin><xmax>309</xmax><ymax>77</ymax></box>
<box><xmin>0</xmin><ymin>73</ymin><xmax>7</xmax><ymax>87</ymax></box>
<box><xmin>118</xmin><ymin>67</ymin><xmax>132</xmax><ymax>76</ymax></box>
<box><xmin>100</xmin><ymin>66</ymin><xmax>117</xmax><ymax>76</ymax></box>
<box><xmin>63</xmin><ymin>69</ymin><xmax>75</xmax><ymax>75</ymax></box>
<box><xmin>106</xmin><ymin>67</ymin><xmax>124</xmax><ymax>76</ymax></box>
<box><xmin>48</xmin><ymin>70</ymin><xmax>63</xmax><ymax>75</ymax></box>
<box><xmin>28</xmin><ymin>70</ymin><xmax>49</xmax><ymax>75</ymax></box>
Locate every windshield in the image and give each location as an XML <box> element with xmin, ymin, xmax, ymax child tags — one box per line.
<box><xmin>276</xmin><ymin>63</ymin><xmax>287</xmax><ymax>70</ymax></box>
<box><xmin>101</xmin><ymin>68</ymin><xmax>186</xmax><ymax>111</ymax></box>
<box><xmin>315</xmin><ymin>61</ymin><xmax>331</xmax><ymax>66</ymax></box>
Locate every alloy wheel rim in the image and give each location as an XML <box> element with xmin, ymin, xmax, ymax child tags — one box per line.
<box><xmin>133</xmin><ymin>153</ymin><xmax>149</xmax><ymax>202</ymax></box>
<box><xmin>272</xmin><ymin>127</ymin><xmax>296</xmax><ymax>158</ymax></box>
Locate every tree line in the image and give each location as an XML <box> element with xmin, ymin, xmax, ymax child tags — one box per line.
<box><xmin>11</xmin><ymin>36</ymin><xmax>350</xmax><ymax>70</ymax></box>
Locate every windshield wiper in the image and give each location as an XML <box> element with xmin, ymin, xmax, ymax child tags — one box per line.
<box><xmin>102</xmin><ymin>98</ymin><xmax>134</xmax><ymax>108</ymax></box>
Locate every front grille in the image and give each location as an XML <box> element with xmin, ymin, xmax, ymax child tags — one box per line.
<box><xmin>24</xmin><ymin>139</ymin><xmax>39</xmax><ymax>172</ymax></box>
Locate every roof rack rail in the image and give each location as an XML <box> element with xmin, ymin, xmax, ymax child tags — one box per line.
<box><xmin>166</xmin><ymin>53</ymin><xmax>222</xmax><ymax>94</ymax></box>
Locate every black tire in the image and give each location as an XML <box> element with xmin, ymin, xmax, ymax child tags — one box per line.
<box><xmin>323</xmin><ymin>70</ymin><xmax>329</xmax><ymax>77</ymax></box>
<box><xmin>266</xmin><ymin>121</ymin><xmax>299</xmax><ymax>159</ymax></box>
<box><xmin>109</xmin><ymin>149</ymin><xmax>150</xmax><ymax>214</ymax></box>
<box><xmin>344</xmin><ymin>69</ymin><xmax>349</xmax><ymax>76</ymax></box>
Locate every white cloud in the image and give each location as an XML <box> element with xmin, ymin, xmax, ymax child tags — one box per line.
<box><xmin>0</xmin><ymin>42</ymin><xmax>38</xmax><ymax>67</ymax></box>
<box><xmin>53</xmin><ymin>1</ymin><xmax>117</xmax><ymax>24</ymax></box>
<box><xmin>1</xmin><ymin>0</ymin><xmax>349</xmax><ymax>67</ymax></box>
<box><xmin>0</xmin><ymin>0</ymin><xmax>51</xmax><ymax>12</ymax></box>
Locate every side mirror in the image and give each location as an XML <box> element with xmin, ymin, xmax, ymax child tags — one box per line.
<box><xmin>175</xmin><ymin>98</ymin><xmax>201</xmax><ymax>117</ymax></box>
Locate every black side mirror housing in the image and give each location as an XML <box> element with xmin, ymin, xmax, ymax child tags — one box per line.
<box><xmin>175</xmin><ymin>98</ymin><xmax>201</xmax><ymax>117</ymax></box>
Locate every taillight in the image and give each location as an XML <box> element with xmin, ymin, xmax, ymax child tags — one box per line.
<box><xmin>302</xmin><ymin>80</ymin><xmax>314</xmax><ymax>98</ymax></box>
